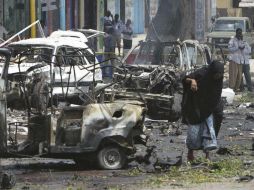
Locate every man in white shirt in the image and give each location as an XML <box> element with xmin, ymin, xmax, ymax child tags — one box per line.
<box><xmin>228</xmin><ymin>28</ymin><xmax>251</xmax><ymax>92</ymax></box>
<box><xmin>113</xmin><ymin>14</ymin><xmax>123</xmax><ymax>56</ymax></box>
<box><xmin>103</xmin><ymin>10</ymin><xmax>113</xmax><ymax>34</ymax></box>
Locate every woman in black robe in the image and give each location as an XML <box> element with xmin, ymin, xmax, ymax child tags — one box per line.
<box><xmin>181</xmin><ymin>60</ymin><xmax>224</xmax><ymax>161</ymax></box>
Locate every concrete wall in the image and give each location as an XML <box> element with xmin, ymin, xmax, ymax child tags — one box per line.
<box><xmin>217</xmin><ymin>0</ymin><xmax>231</xmax><ymax>8</ymax></box>
<box><xmin>227</xmin><ymin>8</ymin><xmax>242</xmax><ymax>16</ymax></box>
<box><xmin>216</xmin><ymin>0</ymin><xmax>242</xmax><ymax>17</ymax></box>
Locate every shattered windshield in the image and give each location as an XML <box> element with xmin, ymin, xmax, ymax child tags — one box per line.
<box><xmin>11</xmin><ymin>46</ymin><xmax>54</xmax><ymax>64</ymax></box>
<box><xmin>134</xmin><ymin>42</ymin><xmax>180</xmax><ymax>66</ymax></box>
<box><xmin>213</xmin><ymin>20</ymin><xmax>244</xmax><ymax>32</ymax></box>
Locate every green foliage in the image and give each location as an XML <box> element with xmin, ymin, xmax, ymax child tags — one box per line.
<box><xmin>107</xmin><ymin>186</ymin><xmax>121</xmax><ymax>190</ymax></box>
<box><xmin>148</xmin><ymin>158</ymin><xmax>248</xmax><ymax>188</ymax></box>
<box><xmin>237</xmin><ymin>92</ymin><xmax>254</xmax><ymax>103</ymax></box>
<box><xmin>128</xmin><ymin>167</ymin><xmax>142</xmax><ymax>176</ymax></box>
<box><xmin>209</xmin><ymin>158</ymin><xmax>243</xmax><ymax>177</ymax></box>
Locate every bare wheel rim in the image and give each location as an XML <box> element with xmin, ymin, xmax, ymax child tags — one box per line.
<box><xmin>103</xmin><ymin>149</ymin><xmax>121</xmax><ymax>168</ymax></box>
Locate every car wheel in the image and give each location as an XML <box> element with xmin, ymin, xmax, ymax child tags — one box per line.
<box><xmin>97</xmin><ymin>146</ymin><xmax>126</xmax><ymax>170</ymax></box>
<box><xmin>33</xmin><ymin>82</ymin><xmax>49</xmax><ymax>113</ymax></box>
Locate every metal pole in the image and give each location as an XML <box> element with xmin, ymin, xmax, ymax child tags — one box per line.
<box><xmin>30</xmin><ymin>0</ymin><xmax>36</xmax><ymax>37</ymax></box>
<box><xmin>60</xmin><ymin>0</ymin><xmax>66</xmax><ymax>30</ymax></box>
<box><xmin>79</xmin><ymin>0</ymin><xmax>85</xmax><ymax>28</ymax></box>
<box><xmin>97</xmin><ymin>0</ymin><xmax>104</xmax><ymax>53</ymax></box>
<box><xmin>0</xmin><ymin>20</ymin><xmax>43</xmax><ymax>47</ymax></box>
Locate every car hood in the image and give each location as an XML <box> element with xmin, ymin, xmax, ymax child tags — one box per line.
<box><xmin>207</xmin><ymin>31</ymin><xmax>236</xmax><ymax>39</ymax></box>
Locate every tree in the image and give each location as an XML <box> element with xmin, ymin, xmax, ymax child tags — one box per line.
<box><xmin>147</xmin><ymin>0</ymin><xmax>194</xmax><ymax>41</ymax></box>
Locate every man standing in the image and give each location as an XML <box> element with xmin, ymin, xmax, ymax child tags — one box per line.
<box><xmin>241</xmin><ymin>64</ymin><xmax>253</xmax><ymax>92</ymax></box>
<box><xmin>228</xmin><ymin>28</ymin><xmax>251</xmax><ymax>92</ymax></box>
<box><xmin>113</xmin><ymin>14</ymin><xmax>123</xmax><ymax>56</ymax></box>
<box><xmin>122</xmin><ymin>19</ymin><xmax>133</xmax><ymax>57</ymax></box>
<box><xmin>104</xmin><ymin>10</ymin><xmax>113</xmax><ymax>33</ymax></box>
<box><xmin>103</xmin><ymin>27</ymin><xmax>116</xmax><ymax>81</ymax></box>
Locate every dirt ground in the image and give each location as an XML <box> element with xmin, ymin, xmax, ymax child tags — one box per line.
<box><xmin>1</xmin><ymin>91</ymin><xmax>254</xmax><ymax>190</ymax></box>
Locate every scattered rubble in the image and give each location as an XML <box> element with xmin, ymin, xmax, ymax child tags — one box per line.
<box><xmin>246</xmin><ymin>114</ymin><xmax>254</xmax><ymax>121</ymax></box>
<box><xmin>0</xmin><ymin>19</ymin><xmax>253</xmax><ymax>189</ymax></box>
<box><xmin>236</xmin><ymin>175</ymin><xmax>254</xmax><ymax>183</ymax></box>
<box><xmin>110</xmin><ymin>40</ymin><xmax>212</xmax><ymax>120</ymax></box>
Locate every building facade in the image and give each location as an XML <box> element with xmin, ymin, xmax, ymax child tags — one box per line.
<box><xmin>106</xmin><ymin>0</ymin><xmax>157</xmax><ymax>34</ymax></box>
<box><xmin>0</xmin><ymin>0</ymin><xmax>98</xmax><ymax>38</ymax></box>
<box><xmin>1</xmin><ymin>0</ymin><xmax>31</xmax><ymax>37</ymax></box>
<box><xmin>2</xmin><ymin>0</ymin><xmax>251</xmax><ymax>41</ymax></box>
<box><xmin>215</xmin><ymin>0</ymin><xmax>254</xmax><ymax>28</ymax></box>
<box><xmin>216</xmin><ymin>0</ymin><xmax>242</xmax><ymax>17</ymax></box>
<box><xmin>0</xmin><ymin>0</ymin><xmax>158</xmax><ymax>39</ymax></box>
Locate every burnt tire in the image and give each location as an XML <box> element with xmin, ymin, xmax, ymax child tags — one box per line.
<box><xmin>33</xmin><ymin>82</ymin><xmax>49</xmax><ymax>113</ymax></box>
<box><xmin>97</xmin><ymin>146</ymin><xmax>126</xmax><ymax>170</ymax></box>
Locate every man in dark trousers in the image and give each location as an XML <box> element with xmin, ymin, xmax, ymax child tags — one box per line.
<box><xmin>228</xmin><ymin>28</ymin><xmax>252</xmax><ymax>92</ymax></box>
<box><xmin>104</xmin><ymin>27</ymin><xmax>116</xmax><ymax>81</ymax></box>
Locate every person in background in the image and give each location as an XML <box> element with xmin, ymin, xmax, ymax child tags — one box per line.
<box><xmin>122</xmin><ymin>19</ymin><xmax>133</xmax><ymax>57</ymax></box>
<box><xmin>240</xmin><ymin>63</ymin><xmax>253</xmax><ymax>92</ymax></box>
<box><xmin>113</xmin><ymin>14</ymin><xmax>123</xmax><ymax>56</ymax></box>
<box><xmin>240</xmin><ymin>44</ymin><xmax>253</xmax><ymax>92</ymax></box>
<box><xmin>209</xmin><ymin>16</ymin><xmax>216</xmax><ymax>32</ymax></box>
<box><xmin>181</xmin><ymin>61</ymin><xmax>224</xmax><ymax>161</ymax></box>
<box><xmin>104</xmin><ymin>27</ymin><xmax>116</xmax><ymax>81</ymax></box>
<box><xmin>104</xmin><ymin>10</ymin><xmax>113</xmax><ymax>34</ymax></box>
<box><xmin>39</xmin><ymin>20</ymin><xmax>48</xmax><ymax>37</ymax></box>
<box><xmin>228</xmin><ymin>28</ymin><xmax>251</xmax><ymax>92</ymax></box>
<box><xmin>0</xmin><ymin>22</ymin><xmax>8</xmax><ymax>42</ymax></box>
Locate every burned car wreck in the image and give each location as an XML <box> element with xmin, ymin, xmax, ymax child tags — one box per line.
<box><xmin>5</xmin><ymin>30</ymin><xmax>102</xmax><ymax>111</ymax></box>
<box><xmin>0</xmin><ymin>31</ymin><xmax>146</xmax><ymax>170</ymax></box>
<box><xmin>105</xmin><ymin>40</ymin><xmax>210</xmax><ymax>120</ymax></box>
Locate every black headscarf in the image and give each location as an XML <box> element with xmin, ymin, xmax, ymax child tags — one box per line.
<box><xmin>181</xmin><ymin>60</ymin><xmax>224</xmax><ymax>124</ymax></box>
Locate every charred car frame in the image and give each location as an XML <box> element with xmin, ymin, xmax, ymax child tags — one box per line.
<box><xmin>104</xmin><ymin>40</ymin><xmax>211</xmax><ymax>120</ymax></box>
<box><xmin>0</xmin><ymin>31</ymin><xmax>146</xmax><ymax>170</ymax></box>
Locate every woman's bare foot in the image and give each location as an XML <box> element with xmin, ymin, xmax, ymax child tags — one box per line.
<box><xmin>187</xmin><ymin>150</ymin><xmax>194</xmax><ymax>161</ymax></box>
<box><xmin>205</xmin><ymin>152</ymin><xmax>210</xmax><ymax>160</ymax></box>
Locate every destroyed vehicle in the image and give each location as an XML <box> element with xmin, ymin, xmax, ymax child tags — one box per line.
<box><xmin>106</xmin><ymin>40</ymin><xmax>210</xmax><ymax>120</ymax></box>
<box><xmin>0</xmin><ymin>30</ymin><xmax>102</xmax><ymax>112</ymax></box>
<box><xmin>0</xmin><ymin>48</ymin><xmax>146</xmax><ymax>170</ymax></box>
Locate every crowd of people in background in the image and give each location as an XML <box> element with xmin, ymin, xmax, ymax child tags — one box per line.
<box><xmin>102</xmin><ymin>10</ymin><xmax>133</xmax><ymax>81</ymax></box>
<box><xmin>103</xmin><ymin>10</ymin><xmax>133</xmax><ymax>58</ymax></box>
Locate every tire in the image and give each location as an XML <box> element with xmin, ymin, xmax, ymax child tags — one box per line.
<box><xmin>33</xmin><ymin>82</ymin><xmax>49</xmax><ymax>114</ymax></box>
<box><xmin>97</xmin><ymin>145</ymin><xmax>126</xmax><ymax>170</ymax></box>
